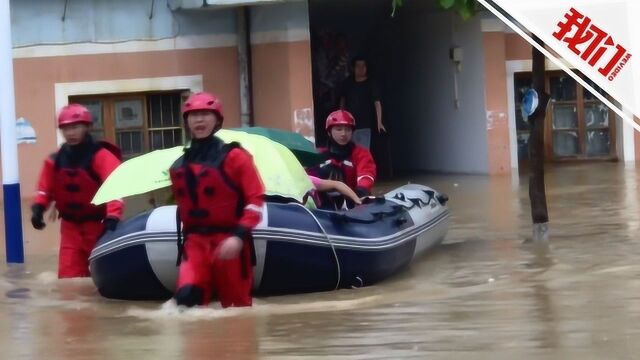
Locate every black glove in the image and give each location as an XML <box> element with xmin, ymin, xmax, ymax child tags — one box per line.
<box><xmin>31</xmin><ymin>204</ymin><xmax>46</xmax><ymax>230</ymax></box>
<box><xmin>355</xmin><ymin>187</ymin><xmax>370</xmax><ymax>198</ymax></box>
<box><xmin>102</xmin><ymin>217</ymin><xmax>119</xmax><ymax>234</ymax></box>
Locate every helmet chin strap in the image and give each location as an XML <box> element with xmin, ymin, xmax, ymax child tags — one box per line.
<box><xmin>213</xmin><ymin>120</ymin><xmax>222</xmax><ymax>133</ymax></box>
<box><xmin>327</xmin><ymin>137</ymin><xmax>354</xmax><ymax>160</ymax></box>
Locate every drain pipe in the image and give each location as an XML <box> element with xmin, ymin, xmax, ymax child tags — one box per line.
<box><xmin>237</xmin><ymin>6</ymin><xmax>254</xmax><ymax>127</ymax></box>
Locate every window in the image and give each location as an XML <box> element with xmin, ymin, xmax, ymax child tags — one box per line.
<box><xmin>549</xmin><ymin>74</ymin><xmax>579</xmax><ymax>157</ymax></box>
<box><xmin>82</xmin><ymin>100</ymin><xmax>105</xmax><ymax>140</ymax></box>
<box><xmin>547</xmin><ymin>71</ymin><xmax>615</xmax><ymax>159</ymax></box>
<box><xmin>70</xmin><ymin>91</ymin><xmax>188</xmax><ymax>159</ymax></box>
<box><xmin>582</xmin><ymin>78</ymin><xmax>611</xmax><ymax>156</ymax></box>
<box><xmin>513</xmin><ymin>70</ymin><xmax>615</xmax><ymax>165</ymax></box>
<box><xmin>114</xmin><ymin>97</ymin><xmax>145</xmax><ymax>157</ymax></box>
<box><xmin>147</xmin><ymin>93</ymin><xmax>184</xmax><ymax>151</ymax></box>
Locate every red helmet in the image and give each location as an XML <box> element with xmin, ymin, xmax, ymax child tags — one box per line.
<box><xmin>325</xmin><ymin>110</ymin><xmax>356</xmax><ymax>130</ymax></box>
<box><xmin>57</xmin><ymin>104</ymin><xmax>92</xmax><ymax>128</ymax></box>
<box><xmin>182</xmin><ymin>92</ymin><xmax>224</xmax><ymax>123</ymax></box>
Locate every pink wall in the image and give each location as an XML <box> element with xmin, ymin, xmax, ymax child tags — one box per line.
<box><xmin>483</xmin><ymin>32</ymin><xmax>511</xmax><ymax>175</ymax></box>
<box><xmin>251</xmin><ymin>40</ymin><xmax>314</xmax><ymax>132</ymax></box>
<box><xmin>7</xmin><ymin>47</ymin><xmax>240</xmax><ymax>199</ymax></box>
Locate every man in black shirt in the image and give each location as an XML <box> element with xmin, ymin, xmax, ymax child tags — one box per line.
<box><xmin>339</xmin><ymin>56</ymin><xmax>385</xmax><ymax>150</ymax></box>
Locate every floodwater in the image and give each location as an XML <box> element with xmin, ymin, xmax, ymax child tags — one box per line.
<box><xmin>2</xmin><ymin>162</ymin><xmax>640</xmax><ymax>359</ymax></box>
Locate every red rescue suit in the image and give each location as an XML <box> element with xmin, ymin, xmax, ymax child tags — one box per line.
<box><xmin>170</xmin><ymin>137</ymin><xmax>264</xmax><ymax>308</ymax></box>
<box><xmin>33</xmin><ymin>139</ymin><xmax>123</xmax><ymax>278</ymax></box>
<box><xmin>317</xmin><ymin>143</ymin><xmax>376</xmax><ymax>193</ymax></box>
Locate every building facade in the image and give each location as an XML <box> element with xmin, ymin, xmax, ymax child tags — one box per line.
<box><xmin>3</xmin><ymin>0</ymin><xmax>638</xmax><ymax>201</ymax></box>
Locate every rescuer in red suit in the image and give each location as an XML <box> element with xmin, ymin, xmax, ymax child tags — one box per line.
<box><xmin>31</xmin><ymin>103</ymin><xmax>123</xmax><ymax>278</ymax></box>
<box><xmin>170</xmin><ymin>92</ymin><xmax>265</xmax><ymax>308</ymax></box>
<box><xmin>309</xmin><ymin>110</ymin><xmax>376</xmax><ymax>209</ymax></box>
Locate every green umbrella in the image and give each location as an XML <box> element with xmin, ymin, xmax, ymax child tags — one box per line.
<box><xmin>91</xmin><ymin>129</ymin><xmax>314</xmax><ymax>205</ymax></box>
<box><xmin>232</xmin><ymin>126</ymin><xmax>324</xmax><ymax>167</ymax></box>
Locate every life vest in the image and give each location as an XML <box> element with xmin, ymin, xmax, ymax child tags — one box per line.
<box><xmin>308</xmin><ymin>157</ymin><xmax>355</xmax><ymax>210</ymax></box>
<box><xmin>306</xmin><ymin>143</ymin><xmax>361</xmax><ymax>210</ymax></box>
<box><xmin>52</xmin><ymin>140</ymin><xmax>121</xmax><ymax>222</ymax></box>
<box><xmin>318</xmin><ymin>155</ymin><xmax>357</xmax><ymax>191</ymax></box>
<box><xmin>169</xmin><ymin>142</ymin><xmax>243</xmax><ymax>233</ymax></box>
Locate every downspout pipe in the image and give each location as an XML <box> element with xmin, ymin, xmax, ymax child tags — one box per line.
<box><xmin>237</xmin><ymin>6</ymin><xmax>254</xmax><ymax>127</ymax></box>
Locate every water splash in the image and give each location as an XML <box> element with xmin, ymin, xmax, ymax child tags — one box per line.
<box><xmin>124</xmin><ymin>295</ymin><xmax>386</xmax><ymax>322</ymax></box>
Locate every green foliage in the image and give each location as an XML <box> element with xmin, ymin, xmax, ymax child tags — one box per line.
<box><xmin>391</xmin><ymin>0</ymin><xmax>403</xmax><ymax>17</ymax></box>
<box><xmin>392</xmin><ymin>0</ymin><xmax>477</xmax><ymax>20</ymax></box>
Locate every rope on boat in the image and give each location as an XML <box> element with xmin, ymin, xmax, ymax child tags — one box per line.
<box><xmin>294</xmin><ymin>203</ymin><xmax>341</xmax><ymax>290</ymax></box>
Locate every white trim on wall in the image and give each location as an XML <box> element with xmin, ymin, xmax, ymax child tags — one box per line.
<box><xmin>250</xmin><ymin>29</ymin><xmax>310</xmax><ymax>45</ymax></box>
<box><xmin>54</xmin><ymin>75</ymin><xmax>204</xmax><ymax>145</ymax></box>
<box><xmin>481</xmin><ymin>18</ymin><xmax>506</xmax><ymax>33</ymax></box>
<box><xmin>622</xmin><ymin>108</ymin><xmax>636</xmax><ymax>162</ymax></box>
<box><xmin>480</xmin><ymin>18</ymin><xmax>515</xmax><ymax>33</ymax></box>
<box><xmin>505</xmin><ymin>63</ymin><xmax>519</xmax><ymax>170</ymax></box>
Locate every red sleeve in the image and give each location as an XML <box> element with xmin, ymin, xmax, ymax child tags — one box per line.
<box><xmin>32</xmin><ymin>156</ymin><xmax>55</xmax><ymax>209</ymax></box>
<box><xmin>92</xmin><ymin>148</ymin><xmax>124</xmax><ymax>219</ymax></box>
<box><xmin>353</xmin><ymin>146</ymin><xmax>377</xmax><ymax>192</ymax></box>
<box><xmin>223</xmin><ymin>148</ymin><xmax>265</xmax><ymax>236</ymax></box>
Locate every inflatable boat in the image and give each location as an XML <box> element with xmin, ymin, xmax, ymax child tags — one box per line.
<box><xmin>89</xmin><ymin>184</ymin><xmax>450</xmax><ymax>300</ymax></box>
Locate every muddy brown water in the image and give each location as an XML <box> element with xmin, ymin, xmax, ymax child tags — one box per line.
<box><xmin>2</xmin><ymin>162</ymin><xmax>640</xmax><ymax>359</ymax></box>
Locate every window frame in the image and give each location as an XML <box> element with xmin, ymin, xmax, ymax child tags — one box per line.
<box><xmin>545</xmin><ymin>70</ymin><xmax>616</xmax><ymax>161</ymax></box>
<box><xmin>69</xmin><ymin>90</ymin><xmax>189</xmax><ymax>158</ymax></box>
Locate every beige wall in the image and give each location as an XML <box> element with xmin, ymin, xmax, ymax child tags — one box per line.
<box><xmin>483</xmin><ymin>32</ymin><xmax>511</xmax><ymax>175</ymax></box>
<box><xmin>251</xmin><ymin>40</ymin><xmax>314</xmax><ymax>132</ymax></box>
<box><xmin>505</xmin><ymin>33</ymin><xmax>532</xmax><ymax>61</ymax></box>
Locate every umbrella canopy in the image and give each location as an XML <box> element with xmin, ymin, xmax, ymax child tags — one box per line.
<box><xmin>232</xmin><ymin>126</ymin><xmax>323</xmax><ymax>167</ymax></box>
<box><xmin>91</xmin><ymin>129</ymin><xmax>314</xmax><ymax>205</ymax></box>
